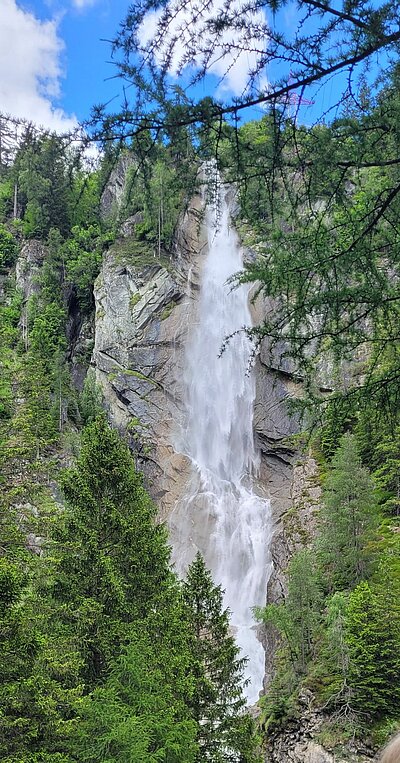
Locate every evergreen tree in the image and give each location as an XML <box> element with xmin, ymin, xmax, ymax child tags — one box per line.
<box><xmin>14</xmin><ymin>133</ymin><xmax>71</xmax><ymax>238</ymax></box>
<box><xmin>74</xmin><ymin>630</ymin><xmax>198</xmax><ymax>763</ymax></box>
<box><xmin>345</xmin><ymin>560</ymin><xmax>400</xmax><ymax>720</ymax></box>
<box><xmin>310</xmin><ymin>591</ymin><xmax>353</xmax><ymax>713</ymax></box>
<box><xmin>0</xmin><ymin>224</ymin><xmax>17</xmax><ymax>270</ymax></box>
<box><xmin>257</xmin><ymin>549</ymin><xmax>322</xmax><ymax>676</ymax></box>
<box><xmin>373</xmin><ymin>426</ymin><xmax>400</xmax><ymax>516</ymax></box>
<box><xmin>183</xmin><ymin>553</ymin><xmax>260</xmax><ymax>763</ymax></box>
<box><xmin>319</xmin><ymin>434</ymin><xmax>378</xmax><ymax>590</ymax></box>
<box><xmin>79</xmin><ymin>370</ymin><xmax>104</xmax><ymax>425</ymax></box>
<box><xmin>0</xmin><ymin>508</ymin><xmax>78</xmax><ymax>763</ymax></box>
<box><xmin>50</xmin><ymin>416</ymin><xmax>173</xmax><ymax>687</ymax></box>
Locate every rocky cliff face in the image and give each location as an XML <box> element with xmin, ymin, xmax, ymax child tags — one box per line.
<box><xmin>88</xmin><ymin>177</ymin><xmax>370</xmax><ymax>762</ymax></box>
<box><xmin>263</xmin><ymin>690</ymin><xmax>375</xmax><ymax>763</ymax></box>
<box><xmin>90</xmin><ymin>182</ymin><xmax>310</xmax><ymax>644</ymax></box>
<box><xmin>92</xmin><ymin>194</ymin><xmax>207</xmax><ymax>517</ymax></box>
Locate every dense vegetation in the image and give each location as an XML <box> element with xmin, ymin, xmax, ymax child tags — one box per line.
<box><xmin>0</xmin><ymin>127</ymin><xmax>258</xmax><ymax>762</ymax></box>
<box><xmin>256</xmin><ymin>433</ymin><xmax>400</xmax><ymax>748</ymax></box>
<box><xmin>1</xmin><ymin>49</ymin><xmax>400</xmax><ymax>759</ymax></box>
<box><xmin>226</xmin><ymin>68</ymin><xmax>400</xmax><ymax>749</ymax></box>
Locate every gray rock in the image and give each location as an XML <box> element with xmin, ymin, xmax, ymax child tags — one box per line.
<box><xmin>100</xmin><ymin>152</ymin><xmax>135</xmax><ymax>221</ymax></box>
<box><xmin>69</xmin><ymin>313</ymin><xmax>95</xmax><ymax>391</ymax></box>
<box><xmin>91</xmin><ymin>199</ymin><xmax>205</xmax><ymax>516</ymax></box>
<box><xmin>16</xmin><ymin>239</ymin><xmax>47</xmax><ymax>300</ymax></box>
<box><xmin>119</xmin><ymin>212</ymin><xmax>144</xmax><ymax>238</ymax></box>
<box><xmin>265</xmin><ymin>711</ymin><xmax>375</xmax><ymax>763</ymax></box>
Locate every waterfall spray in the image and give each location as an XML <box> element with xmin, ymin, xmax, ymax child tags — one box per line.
<box><xmin>170</xmin><ymin>177</ymin><xmax>272</xmax><ymax>705</ymax></box>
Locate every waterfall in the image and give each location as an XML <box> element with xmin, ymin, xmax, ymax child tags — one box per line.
<box><xmin>170</xmin><ymin>178</ymin><xmax>272</xmax><ymax>705</ymax></box>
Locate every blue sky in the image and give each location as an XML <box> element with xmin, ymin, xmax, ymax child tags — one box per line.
<box><xmin>37</xmin><ymin>0</ymin><xmax>130</xmax><ymax>119</ymax></box>
<box><xmin>0</xmin><ymin>0</ymin><xmax>374</xmax><ymax>134</ymax></box>
<box><xmin>0</xmin><ymin>0</ymin><xmax>131</xmax><ymax>131</ymax></box>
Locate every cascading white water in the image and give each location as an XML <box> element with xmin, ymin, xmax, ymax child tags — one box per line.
<box><xmin>170</xmin><ymin>177</ymin><xmax>272</xmax><ymax>705</ymax></box>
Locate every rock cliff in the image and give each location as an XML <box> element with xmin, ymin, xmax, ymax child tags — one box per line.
<box><xmin>90</xmin><ymin>183</ymin><xmax>310</xmax><ymax>653</ymax></box>
<box><xmin>92</xmin><ymin>194</ymin><xmax>206</xmax><ymax>517</ymax></box>
<box><xmin>88</xmin><ymin>176</ymin><xmax>371</xmax><ymax>762</ymax></box>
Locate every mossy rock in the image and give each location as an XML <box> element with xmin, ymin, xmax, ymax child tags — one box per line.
<box><xmin>160</xmin><ymin>301</ymin><xmax>176</xmax><ymax>321</ymax></box>
<box><xmin>129</xmin><ymin>292</ymin><xmax>141</xmax><ymax>310</ymax></box>
<box><xmin>109</xmin><ymin>237</ymin><xmax>172</xmax><ymax>271</ymax></box>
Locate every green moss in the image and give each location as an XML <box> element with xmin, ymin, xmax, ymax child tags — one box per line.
<box><xmin>127</xmin><ymin>416</ymin><xmax>142</xmax><ymax>430</ymax></box>
<box><xmin>109</xmin><ymin>237</ymin><xmax>171</xmax><ymax>270</ymax></box>
<box><xmin>160</xmin><ymin>301</ymin><xmax>175</xmax><ymax>321</ymax></box>
<box><xmin>315</xmin><ymin>719</ymin><xmax>355</xmax><ymax>750</ymax></box>
<box><xmin>129</xmin><ymin>292</ymin><xmax>141</xmax><ymax>310</ymax></box>
<box><xmin>123</xmin><ymin>369</ymin><xmax>159</xmax><ymax>387</ymax></box>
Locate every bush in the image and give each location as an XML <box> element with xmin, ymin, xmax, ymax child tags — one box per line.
<box><xmin>0</xmin><ymin>224</ymin><xmax>17</xmax><ymax>270</ymax></box>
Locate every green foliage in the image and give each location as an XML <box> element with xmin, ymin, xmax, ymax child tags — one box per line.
<box><xmin>0</xmin><ymin>501</ymin><xmax>79</xmax><ymax>763</ymax></box>
<box><xmin>74</xmin><ymin>634</ymin><xmax>198</xmax><ymax>763</ymax></box>
<box><xmin>318</xmin><ymin>434</ymin><xmax>379</xmax><ymax>591</ymax></box>
<box><xmin>258</xmin><ymin>550</ymin><xmax>322</xmax><ymax>677</ymax></box>
<box><xmin>79</xmin><ymin>370</ymin><xmax>103</xmax><ymax>425</ymax></box>
<box><xmin>119</xmin><ymin>145</ymin><xmax>197</xmax><ymax>252</ymax></box>
<box><xmin>64</xmin><ymin>224</ymin><xmax>111</xmax><ymax>313</ymax></box>
<box><xmin>310</xmin><ymin>591</ymin><xmax>351</xmax><ymax>709</ymax></box>
<box><xmin>318</xmin><ymin>398</ymin><xmax>354</xmax><ymax>462</ymax></box>
<box><xmin>29</xmin><ymin>302</ymin><xmax>66</xmax><ymax>364</ymax></box>
<box><xmin>51</xmin><ymin>416</ymin><xmax>172</xmax><ymax>686</ymax></box>
<box><xmin>14</xmin><ymin>134</ymin><xmax>71</xmax><ymax>238</ymax></box>
<box><xmin>183</xmin><ymin>553</ymin><xmax>260</xmax><ymax>763</ymax></box>
<box><xmin>228</xmin><ymin>74</ymin><xmax>400</xmax><ymax>424</ymax></box>
<box><xmin>0</xmin><ymin>283</ymin><xmax>21</xmax><ymax>420</ymax></box>
<box><xmin>258</xmin><ymin>660</ymin><xmax>300</xmax><ymax>732</ymax></box>
<box><xmin>0</xmin><ymin>178</ymin><xmax>13</xmax><ymax>221</ymax></box>
<box><xmin>259</xmin><ymin>431</ymin><xmax>399</xmax><ymax>739</ymax></box>
<box><xmin>0</xmin><ymin>224</ymin><xmax>17</xmax><ymax>270</ymax></box>
<box><xmin>68</xmin><ymin>170</ymin><xmax>101</xmax><ymax>230</ymax></box>
<box><xmin>345</xmin><ymin>560</ymin><xmax>400</xmax><ymax>720</ymax></box>
<box><xmin>372</xmin><ymin>426</ymin><xmax>400</xmax><ymax>517</ymax></box>
<box><xmin>256</xmin><ymin>549</ymin><xmax>322</xmax><ymax>730</ymax></box>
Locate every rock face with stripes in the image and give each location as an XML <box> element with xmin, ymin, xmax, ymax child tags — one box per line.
<box><xmin>91</xmin><ymin>177</ymin><xmax>311</xmax><ymax>699</ymax></box>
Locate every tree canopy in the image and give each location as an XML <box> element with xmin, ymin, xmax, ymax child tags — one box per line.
<box><xmin>82</xmin><ymin>0</ymin><xmax>400</xmax><ymax>419</ymax></box>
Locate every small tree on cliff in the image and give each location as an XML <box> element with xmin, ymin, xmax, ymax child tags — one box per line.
<box><xmin>183</xmin><ymin>552</ymin><xmax>260</xmax><ymax>763</ymax></box>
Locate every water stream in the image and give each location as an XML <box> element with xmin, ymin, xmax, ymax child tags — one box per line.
<box><xmin>170</xmin><ymin>179</ymin><xmax>272</xmax><ymax>705</ymax></box>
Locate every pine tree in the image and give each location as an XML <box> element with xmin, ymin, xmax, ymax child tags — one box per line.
<box><xmin>183</xmin><ymin>553</ymin><xmax>260</xmax><ymax>763</ymax></box>
<box><xmin>345</xmin><ymin>559</ymin><xmax>400</xmax><ymax>720</ymax></box>
<box><xmin>373</xmin><ymin>426</ymin><xmax>400</xmax><ymax>516</ymax></box>
<box><xmin>258</xmin><ymin>549</ymin><xmax>322</xmax><ymax>676</ymax></box>
<box><xmin>74</xmin><ymin>629</ymin><xmax>198</xmax><ymax>763</ymax></box>
<box><xmin>0</xmin><ymin>505</ymin><xmax>78</xmax><ymax>763</ymax></box>
<box><xmin>319</xmin><ymin>433</ymin><xmax>378</xmax><ymax>590</ymax></box>
<box><xmin>50</xmin><ymin>415</ymin><xmax>173</xmax><ymax>687</ymax></box>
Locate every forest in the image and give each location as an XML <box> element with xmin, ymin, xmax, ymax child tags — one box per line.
<box><xmin>1</xmin><ymin>1</ymin><xmax>400</xmax><ymax>758</ymax></box>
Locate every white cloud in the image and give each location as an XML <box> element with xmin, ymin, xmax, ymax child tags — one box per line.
<box><xmin>140</xmin><ymin>0</ymin><xmax>269</xmax><ymax>97</ymax></box>
<box><xmin>0</xmin><ymin>0</ymin><xmax>77</xmax><ymax>133</ymax></box>
<box><xmin>71</xmin><ymin>0</ymin><xmax>98</xmax><ymax>9</ymax></box>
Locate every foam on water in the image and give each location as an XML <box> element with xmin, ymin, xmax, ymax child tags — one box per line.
<box><xmin>170</xmin><ymin>177</ymin><xmax>272</xmax><ymax>704</ymax></box>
